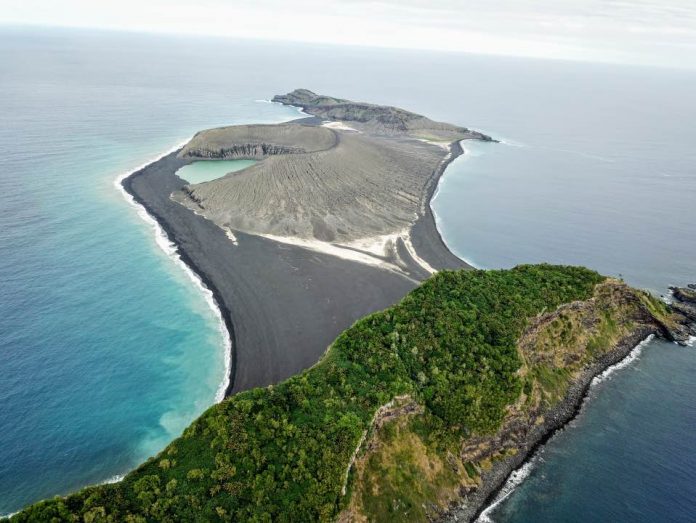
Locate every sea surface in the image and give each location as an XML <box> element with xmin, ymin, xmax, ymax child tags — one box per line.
<box><xmin>1</xmin><ymin>26</ymin><xmax>694</xmax><ymax>519</ymax></box>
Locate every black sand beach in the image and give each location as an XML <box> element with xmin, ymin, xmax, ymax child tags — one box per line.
<box><xmin>122</xmin><ymin>91</ymin><xmax>481</xmax><ymax>396</ymax></box>
<box><xmin>411</xmin><ymin>140</ymin><xmax>468</xmax><ymax>271</ymax></box>
<box><xmin>122</xmin><ymin>145</ymin><xmax>467</xmax><ymax>395</ymax></box>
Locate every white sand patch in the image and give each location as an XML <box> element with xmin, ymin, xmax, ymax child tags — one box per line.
<box><xmin>322</xmin><ymin>120</ymin><xmax>359</xmax><ymax>132</ymax></box>
<box><xmin>225</xmin><ymin>228</ymin><xmax>239</xmax><ymax>246</ymax></box>
<box><xmin>339</xmin><ymin>231</ymin><xmax>403</xmax><ymax>258</ymax></box>
<box><xmin>340</xmin><ymin>229</ymin><xmax>437</xmax><ymax>275</ymax></box>
<box><xmin>418</xmin><ymin>138</ymin><xmax>452</xmax><ymax>151</ymax></box>
<box><xmin>401</xmin><ymin>232</ymin><xmax>437</xmax><ymax>274</ymax></box>
<box><xmin>255</xmin><ymin>227</ymin><xmax>437</xmax><ymax>276</ymax></box>
<box><xmin>257</xmin><ymin>233</ymin><xmax>400</xmax><ymax>271</ymax></box>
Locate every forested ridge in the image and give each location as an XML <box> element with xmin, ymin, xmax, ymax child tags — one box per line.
<box><xmin>12</xmin><ymin>265</ymin><xmax>606</xmax><ymax>522</ymax></box>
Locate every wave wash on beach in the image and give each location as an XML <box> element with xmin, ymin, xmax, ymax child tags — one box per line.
<box><xmin>114</xmin><ymin>139</ymin><xmax>232</xmax><ymax>403</ymax></box>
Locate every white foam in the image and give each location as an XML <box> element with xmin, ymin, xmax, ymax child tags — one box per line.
<box><xmin>591</xmin><ymin>334</ymin><xmax>653</xmax><ymax>386</ymax></box>
<box><xmin>686</xmin><ymin>336</ymin><xmax>696</xmax><ymax>347</ymax></box>
<box><xmin>114</xmin><ymin>140</ymin><xmax>231</xmax><ymax>403</ymax></box>
<box><xmin>102</xmin><ymin>473</ymin><xmax>125</xmax><ymax>484</ymax></box>
<box><xmin>476</xmin><ymin>459</ymin><xmax>536</xmax><ymax>522</ymax></box>
<box><xmin>255</xmin><ymin>99</ymin><xmax>312</xmax><ymax>119</ymax></box>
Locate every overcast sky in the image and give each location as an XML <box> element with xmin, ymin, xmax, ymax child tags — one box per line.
<box><xmin>4</xmin><ymin>0</ymin><xmax>696</xmax><ymax>69</ymax></box>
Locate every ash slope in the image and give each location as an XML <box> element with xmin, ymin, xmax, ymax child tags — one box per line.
<box><xmin>174</xmin><ymin>90</ymin><xmax>491</xmax><ymax>271</ymax></box>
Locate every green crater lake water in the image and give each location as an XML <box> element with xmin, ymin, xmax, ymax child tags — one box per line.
<box><xmin>177</xmin><ymin>160</ymin><xmax>256</xmax><ymax>184</ymax></box>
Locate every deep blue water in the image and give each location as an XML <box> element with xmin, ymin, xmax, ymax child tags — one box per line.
<box><xmin>0</xmin><ymin>26</ymin><xmax>694</xmax><ymax>519</ymax></box>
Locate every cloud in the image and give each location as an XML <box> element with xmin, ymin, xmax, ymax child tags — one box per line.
<box><xmin>2</xmin><ymin>0</ymin><xmax>696</xmax><ymax>68</ymax></box>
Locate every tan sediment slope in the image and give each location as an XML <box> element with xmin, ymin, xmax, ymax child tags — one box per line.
<box><xmin>172</xmin><ymin>90</ymin><xmax>490</xmax><ymax>265</ymax></box>
<box><xmin>177</xmin><ymin>129</ymin><xmax>444</xmax><ymax>242</ymax></box>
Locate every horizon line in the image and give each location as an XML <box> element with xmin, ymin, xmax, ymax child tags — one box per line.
<box><xmin>2</xmin><ymin>21</ymin><xmax>694</xmax><ymax>74</ymax></box>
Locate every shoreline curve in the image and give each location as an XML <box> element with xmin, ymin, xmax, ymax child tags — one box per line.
<box><xmin>473</xmin><ymin>334</ymin><xmax>655</xmax><ymax>522</ymax></box>
<box><xmin>120</xmin><ymin>117</ymin><xmax>476</xmax><ymax>400</ymax></box>
<box><xmin>117</xmin><ymin>149</ymin><xmax>237</xmax><ymax>398</ymax></box>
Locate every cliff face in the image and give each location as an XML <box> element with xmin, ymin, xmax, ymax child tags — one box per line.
<box><xmin>178</xmin><ymin>123</ymin><xmax>337</xmax><ymax>160</ymax></box>
<box><xmin>668</xmin><ymin>285</ymin><xmax>696</xmax><ymax>338</ymax></box>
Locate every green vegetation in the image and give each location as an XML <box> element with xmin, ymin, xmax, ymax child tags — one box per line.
<box><xmin>357</xmin><ymin>415</ymin><xmax>461</xmax><ymax>522</ymax></box>
<box><xmin>531</xmin><ymin>365</ymin><xmax>573</xmax><ymax>404</ymax></box>
<box><xmin>521</xmin><ymin>280</ymin><xmax>669</xmax><ymax>410</ymax></box>
<box><xmin>12</xmin><ymin>265</ymin><xmax>605</xmax><ymax>522</ymax></box>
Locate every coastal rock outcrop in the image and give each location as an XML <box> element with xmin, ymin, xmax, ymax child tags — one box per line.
<box><xmin>670</xmin><ymin>285</ymin><xmax>696</xmax><ymax>305</ymax></box>
<box><xmin>341</xmin><ymin>279</ymin><xmax>689</xmax><ymax>522</ymax></box>
<box><xmin>272</xmin><ymin>88</ymin><xmax>494</xmax><ymax>141</ymax></box>
<box><xmin>668</xmin><ymin>285</ymin><xmax>696</xmax><ymax>340</ymax></box>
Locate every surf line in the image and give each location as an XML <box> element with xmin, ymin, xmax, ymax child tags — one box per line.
<box><xmin>114</xmin><ymin>139</ymin><xmax>232</xmax><ymax>403</ymax></box>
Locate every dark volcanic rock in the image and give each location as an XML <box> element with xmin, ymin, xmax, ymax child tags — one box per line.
<box><xmin>273</xmin><ymin>88</ymin><xmax>495</xmax><ymax>141</ymax></box>
<box><xmin>671</xmin><ymin>300</ymin><xmax>696</xmax><ymax>323</ymax></box>
<box><xmin>670</xmin><ymin>285</ymin><xmax>696</xmax><ymax>304</ymax></box>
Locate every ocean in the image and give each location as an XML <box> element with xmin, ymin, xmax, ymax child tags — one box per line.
<box><xmin>0</xmin><ymin>26</ymin><xmax>694</xmax><ymax>519</ymax></box>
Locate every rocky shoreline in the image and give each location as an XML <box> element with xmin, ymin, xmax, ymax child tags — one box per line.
<box><xmin>118</xmin><ymin>94</ymin><xmax>693</xmax><ymax>520</ymax></box>
<box><xmin>451</xmin><ymin>326</ymin><xmax>657</xmax><ymax>522</ymax></box>
<box><xmin>447</xmin><ymin>286</ymin><xmax>696</xmax><ymax>522</ymax></box>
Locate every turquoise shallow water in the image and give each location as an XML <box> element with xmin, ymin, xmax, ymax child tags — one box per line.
<box><xmin>0</xmin><ymin>27</ymin><xmax>302</xmax><ymax>515</ymax></box>
<box><xmin>176</xmin><ymin>160</ymin><xmax>256</xmax><ymax>184</ymax></box>
<box><xmin>1</xmin><ymin>26</ymin><xmax>694</xmax><ymax>519</ymax></box>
